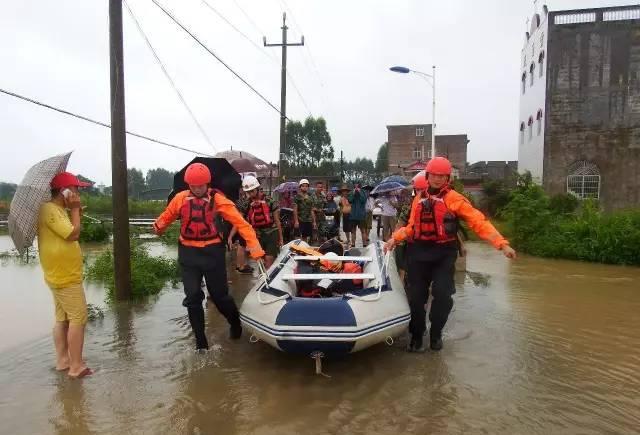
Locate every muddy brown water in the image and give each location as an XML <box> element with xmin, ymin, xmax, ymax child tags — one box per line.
<box><xmin>0</xmin><ymin>235</ymin><xmax>639</xmax><ymax>434</ymax></box>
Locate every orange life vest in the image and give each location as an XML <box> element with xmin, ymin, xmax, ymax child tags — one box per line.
<box><xmin>180</xmin><ymin>192</ymin><xmax>220</xmax><ymax>241</ymax></box>
<box><xmin>412</xmin><ymin>186</ymin><xmax>458</xmax><ymax>243</ymax></box>
<box><xmin>342</xmin><ymin>262</ymin><xmax>363</xmax><ymax>285</ymax></box>
<box><xmin>247</xmin><ymin>198</ymin><xmax>273</xmax><ymax>229</ymax></box>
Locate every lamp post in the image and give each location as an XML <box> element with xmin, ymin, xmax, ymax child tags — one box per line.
<box><xmin>390</xmin><ymin>65</ymin><xmax>436</xmax><ymax>162</ymax></box>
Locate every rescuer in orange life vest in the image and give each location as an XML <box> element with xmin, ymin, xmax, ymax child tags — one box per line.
<box><xmin>238</xmin><ymin>175</ymin><xmax>283</xmax><ymax>269</ymax></box>
<box><xmin>384</xmin><ymin>157</ymin><xmax>516</xmax><ymax>352</ymax></box>
<box><xmin>153</xmin><ymin>163</ymin><xmax>265</xmax><ymax>350</ymax></box>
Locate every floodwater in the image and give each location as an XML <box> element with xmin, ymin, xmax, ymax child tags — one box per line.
<box><xmin>1</xmin><ymin>235</ymin><xmax>639</xmax><ymax>434</ymax></box>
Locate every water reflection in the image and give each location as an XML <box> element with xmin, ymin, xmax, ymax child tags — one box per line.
<box><xmin>1</xmin><ymin>238</ymin><xmax>639</xmax><ymax>434</ymax></box>
<box><xmin>51</xmin><ymin>379</ymin><xmax>93</xmax><ymax>435</ymax></box>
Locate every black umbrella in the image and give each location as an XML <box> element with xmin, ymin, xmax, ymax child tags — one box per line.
<box><xmin>169</xmin><ymin>157</ymin><xmax>241</xmax><ymax>203</ymax></box>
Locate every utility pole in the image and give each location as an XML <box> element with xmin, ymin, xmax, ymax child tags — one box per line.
<box><xmin>431</xmin><ymin>65</ymin><xmax>436</xmax><ymax>160</ymax></box>
<box><xmin>264</xmin><ymin>13</ymin><xmax>304</xmax><ymax>179</ymax></box>
<box><xmin>340</xmin><ymin>150</ymin><xmax>344</xmax><ymax>182</ymax></box>
<box><xmin>109</xmin><ymin>0</ymin><xmax>131</xmax><ymax>300</ymax></box>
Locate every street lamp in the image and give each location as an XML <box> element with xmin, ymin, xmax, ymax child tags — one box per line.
<box><xmin>390</xmin><ymin>65</ymin><xmax>436</xmax><ymax>162</ymax></box>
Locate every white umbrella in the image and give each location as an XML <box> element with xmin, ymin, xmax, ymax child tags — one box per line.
<box><xmin>8</xmin><ymin>152</ymin><xmax>72</xmax><ymax>254</ymax></box>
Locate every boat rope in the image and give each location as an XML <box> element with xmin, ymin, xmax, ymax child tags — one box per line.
<box><xmin>311</xmin><ymin>351</ymin><xmax>330</xmax><ymax>378</ymax></box>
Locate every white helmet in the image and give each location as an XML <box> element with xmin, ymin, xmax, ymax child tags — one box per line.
<box><xmin>242</xmin><ymin>175</ymin><xmax>260</xmax><ymax>192</ymax></box>
<box><xmin>322</xmin><ymin>251</ymin><xmax>342</xmax><ymax>271</ymax></box>
<box><xmin>299</xmin><ymin>178</ymin><xmax>310</xmax><ymax>187</ymax></box>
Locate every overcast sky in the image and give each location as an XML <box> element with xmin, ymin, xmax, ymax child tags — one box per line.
<box><xmin>0</xmin><ymin>0</ymin><xmax>632</xmax><ymax>184</ymax></box>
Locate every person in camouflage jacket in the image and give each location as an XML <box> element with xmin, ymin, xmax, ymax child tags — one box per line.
<box><xmin>294</xmin><ymin>179</ymin><xmax>316</xmax><ymax>243</ymax></box>
<box><xmin>312</xmin><ymin>181</ymin><xmax>329</xmax><ymax>243</ymax></box>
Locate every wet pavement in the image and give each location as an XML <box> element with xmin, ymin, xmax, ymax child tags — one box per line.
<box><xmin>1</xmin><ymin>236</ymin><xmax>639</xmax><ymax>434</ymax></box>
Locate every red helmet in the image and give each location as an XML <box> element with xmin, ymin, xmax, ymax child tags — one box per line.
<box><xmin>184</xmin><ymin>163</ymin><xmax>211</xmax><ymax>185</ymax></box>
<box><xmin>412</xmin><ymin>171</ymin><xmax>428</xmax><ymax>190</ymax></box>
<box><xmin>425</xmin><ymin>157</ymin><xmax>452</xmax><ymax>176</ymax></box>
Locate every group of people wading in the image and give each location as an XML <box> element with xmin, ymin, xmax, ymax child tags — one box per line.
<box><xmin>150</xmin><ymin>158</ymin><xmax>516</xmax><ymax>353</ymax></box>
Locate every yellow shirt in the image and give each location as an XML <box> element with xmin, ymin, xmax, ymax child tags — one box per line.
<box><xmin>37</xmin><ymin>202</ymin><xmax>83</xmax><ymax>289</ymax></box>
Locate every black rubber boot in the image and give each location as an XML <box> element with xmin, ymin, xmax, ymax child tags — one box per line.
<box><xmin>406</xmin><ymin>334</ymin><xmax>426</xmax><ymax>353</ymax></box>
<box><xmin>430</xmin><ymin>329</ymin><xmax>443</xmax><ymax>351</ymax></box>
<box><xmin>229</xmin><ymin>321</ymin><xmax>242</xmax><ymax>340</ymax></box>
<box><xmin>187</xmin><ymin>307</ymin><xmax>209</xmax><ymax>350</ymax></box>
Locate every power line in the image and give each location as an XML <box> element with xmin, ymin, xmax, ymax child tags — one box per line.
<box><xmin>232</xmin><ymin>0</ymin><xmax>266</xmax><ymax>37</ymax></box>
<box><xmin>285</xmin><ymin>71</ymin><xmax>313</xmax><ymax>117</ymax></box>
<box><xmin>123</xmin><ymin>0</ymin><xmax>217</xmax><ymax>152</ymax></box>
<box><xmin>0</xmin><ymin>87</ymin><xmax>215</xmax><ymax>157</ymax></box>
<box><xmin>152</xmin><ymin>0</ymin><xmax>287</xmax><ymax>119</ymax></box>
<box><xmin>200</xmin><ymin>0</ymin><xmax>276</xmax><ymax>62</ymax></box>
<box><xmin>199</xmin><ymin>0</ymin><xmax>313</xmax><ymax>117</ymax></box>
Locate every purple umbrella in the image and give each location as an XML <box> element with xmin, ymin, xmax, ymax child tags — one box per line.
<box><xmin>273</xmin><ymin>181</ymin><xmax>298</xmax><ymax>194</ymax></box>
<box><xmin>370</xmin><ymin>180</ymin><xmax>406</xmax><ymax>195</ymax></box>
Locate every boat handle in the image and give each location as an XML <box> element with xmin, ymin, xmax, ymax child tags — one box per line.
<box><xmin>256</xmin><ymin>259</ymin><xmax>290</xmax><ymax>305</ymax></box>
<box><xmin>344</xmin><ymin>251</ymin><xmax>390</xmax><ymax>302</ymax></box>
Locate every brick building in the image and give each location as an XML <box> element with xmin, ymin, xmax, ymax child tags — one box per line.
<box><xmin>466</xmin><ymin>161</ymin><xmax>519</xmax><ymax>182</ymax></box>
<box><xmin>518</xmin><ymin>5</ymin><xmax>640</xmax><ymax>210</ymax></box>
<box><xmin>386</xmin><ymin>124</ymin><xmax>469</xmax><ymax>177</ymax></box>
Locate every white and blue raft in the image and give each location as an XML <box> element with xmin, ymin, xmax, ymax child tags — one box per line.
<box><xmin>239</xmin><ymin>239</ymin><xmax>410</xmax><ymax>371</ymax></box>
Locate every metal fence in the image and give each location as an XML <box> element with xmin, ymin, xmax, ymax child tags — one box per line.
<box><xmin>567</xmin><ymin>175</ymin><xmax>600</xmax><ymax>199</ymax></box>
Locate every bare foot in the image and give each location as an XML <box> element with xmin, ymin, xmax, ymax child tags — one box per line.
<box><xmin>55</xmin><ymin>357</ymin><xmax>70</xmax><ymax>371</ymax></box>
<box><xmin>68</xmin><ymin>366</ymin><xmax>93</xmax><ymax>379</ymax></box>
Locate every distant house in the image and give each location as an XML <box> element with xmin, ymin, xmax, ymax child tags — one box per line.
<box><xmin>466</xmin><ymin>161</ymin><xmax>518</xmax><ymax>182</ymax></box>
<box><xmin>386</xmin><ymin>124</ymin><xmax>468</xmax><ymax>177</ymax></box>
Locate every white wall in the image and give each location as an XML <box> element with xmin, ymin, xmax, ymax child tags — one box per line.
<box><xmin>517</xmin><ymin>10</ymin><xmax>548</xmax><ymax>182</ymax></box>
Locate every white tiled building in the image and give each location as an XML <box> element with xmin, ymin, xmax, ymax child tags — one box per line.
<box><xmin>517</xmin><ymin>6</ymin><xmax>549</xmax><ymax>183</ymax></box>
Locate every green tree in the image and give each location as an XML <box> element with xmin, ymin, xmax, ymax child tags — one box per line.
<box><xmin>343</xmin><ymin>158</ymin><xmax>380</xmax><ymax>185</ymax></box>
<box><xmin>284</xmin><ymin>120</ymin><xmax>307</xmax><ymax>168</ymax></box>
<box><xmin>146</xmin><ymin>168</ymin><xmax>174</xmax><ymax>191</ymax></box>
<box><xmin>303</xmin><ymin>117</ymin><xmax>333</xmax><ymax>167</ymax></box>
<box><xmin>482</xmin><ymin>179</ymin><xmax>510</xmax><ymax>216</ymax></box>
<box><xmin>76</xmin><ymin>174</ymin><xmax>101</xmax><ymax>196</ymax></box>
<box><xmin>284</xmin><ymin>116</ymin><xmax>334</xmax><ymax>172</ymax></box>
<box><xmin>127</xmin><ymin>168</ymin><xmax>146</xmax><ymax>199</ymax></box>
<box><xmin>375</xmin><ymin>142</ymin><xmax>388</xmax><ymax>173</ymax></box>
<box><xmin>0</xmin><ymin>182</ymin><xmax>17</xmax><ymax>200</ymax></box>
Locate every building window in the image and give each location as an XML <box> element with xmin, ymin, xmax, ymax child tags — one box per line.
<box><xmin>539</xmin><ymin>32</ymin><xmax>544</xmax><ymax>49</ymax></box>
<box><xmin>530</xmin><ymin>63</ymin><xmax>535</xmax><ymax>86</ymax></box>
<box><xmin>536</xmin><ymin>109</ymin><xmax>543</xmax><ymax>136</ymax></box>
<box><xmin>521</xmin><ymin>73</ymin><xmax>527</xmax><ymax>94</ymax></box>
<box><xmin>416</xmin><ymin>127</ymin><xmax>424</xmax><ymax>137</ymax></box>
<box><xmin>412</xmin><ymin>147</ymin><xmax>423</xmax><ymax>160</ymax></box>
<box><xmin>567</xmin><ymin>161</ymin><xmax>600</xmax><ymax>199</ymax></box>
<box><xmin>519</xmin><ymin>122</ymin><xmax>525</xmax><ymax>145</ymax></box>
<box><xmin>603</xmin><ymin>8</ymin><xmax>640</xmax><ymax>21</ymax></box>
<box><xmin>538</xmin><ymin>51</ymin><xmax>545</xmax><ymax>78</ymax></box>
<box><xmin>554</xmin><ymin>12</ymin><xmax>596</xmax><ymax>25</ymax></box>
<box><xmin>527</xmin><ymin>117</ymin><xmax>534</xmax><ymax>141</ymax></box>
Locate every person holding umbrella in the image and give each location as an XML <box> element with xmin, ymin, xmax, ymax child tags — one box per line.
<box><xmin>37</xmin><ymin>172</ymin><xmax>93</xmax><ymax>378</ymax></box>
<box><xmin>384</xmin><ymin>157</ymin><xmax>516</xmax><ymax>352</ymax></box>
<box><xmin>153</xmin><ymin>163</ymin><xmax>265</xmax><ymax>351</ymax></box>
